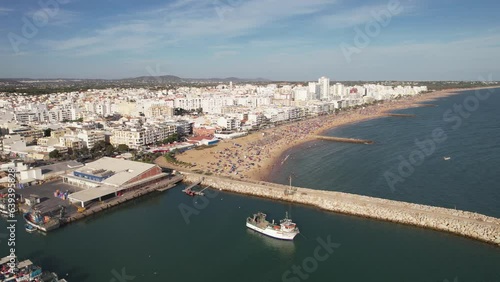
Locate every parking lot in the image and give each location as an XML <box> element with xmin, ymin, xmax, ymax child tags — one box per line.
<box><xmin>16</xmin><ymin>180</ymin><xmax>83</xmax><ymax>216</ymax></box>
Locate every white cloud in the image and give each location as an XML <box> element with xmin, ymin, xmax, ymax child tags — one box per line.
<box><xmin>320</xmin><ymin>4</ymin><xmax>390</xmax><ymax>28</ymax></box>
<box><xmin>0</xmin><ymin>7</ymin><xmax>13</xmax><ymax>14</ymax></box>
<box><xmin>298</xmin><ymin>34</ymin><xmax>500</xmax><ymax>80</ymax></box>
<box><xmin>40</xmin><ymin>37</ymin><xmax>100</xmax><ymax>51</ymax></box>
<box><xmin>36</xmin><ymin>0</ymin><xmax>337</xmax><ymax>55</ymax></box>
<box><xmin>25</xmin><ymin>8</ymin><xmax>79</xmax><ymax>26</ymax></box>
<box><xmin>317</xmin><ymin>1</ymin><xmax>418</xmax><ymax>30</ymax></box>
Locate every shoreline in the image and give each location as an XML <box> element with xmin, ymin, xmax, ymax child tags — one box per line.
<box><xmin>256</xmin><ymin>86</ymin><xmax>500</xmax><ymax>181</ymax></box>
<box><xmin>172</xmin><ymin>86</ymin><xmax>499</xmax><ymax>182</ymax></box>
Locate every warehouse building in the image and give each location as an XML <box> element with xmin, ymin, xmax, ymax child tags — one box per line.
<box><xmin>64</xmin><ymin>157</ymin><xmax>167</xmax><ymax>207</ymax></box>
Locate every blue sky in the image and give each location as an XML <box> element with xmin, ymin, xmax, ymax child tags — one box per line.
<box><xmin>1</xmin><ymin>0</ymin><xmax>499</xmax><ymax>80</ymax></box>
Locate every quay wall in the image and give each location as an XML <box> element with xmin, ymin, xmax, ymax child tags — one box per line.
<box><xmin>183</xmin><ymin>173</ymin><xmax>500</xmax><ymax>246</ymax></box>
<box><xmin>63</xmin><ymin>175</ymin><xmax>183</xmax><ymax>225</ymax></box>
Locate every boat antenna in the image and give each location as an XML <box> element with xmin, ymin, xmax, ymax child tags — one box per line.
<box><xmin>288</xmin><ymin>174</ymin><xmax>293</xmax><ymax>218</ymax></box>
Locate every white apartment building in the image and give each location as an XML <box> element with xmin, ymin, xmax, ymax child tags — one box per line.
<box><xmin>318</xmin><ymin>76</ymin><xmax>330</xmax><ymax>100</ymax></box>
<box><xmin>216</xmin><ymin>117</ymin><xmax>239</xmax><ymax>131</ymax></box>
<box><xmin>247</xmin><ymin>113</ymin><xmax>265</xmax><ymax>127</ymax></box>
<box><xmin>1</xmin><ymin>135</ymin><xmax>27</xmax><ymax>154</ymax></box>
<box><xmin>332</xmin><ymin>83</ymin><xmax>344</xmax><ymax>97</ymax></box>
<box><xmin>110</xmin><ymin>128</ymin><xmax>145</xmax><ymax>149</ymax></box>
<box><xmin>145</xmin><ymin>105</ymin><xmax>174</xmax><ymax>118</ymax></box>
<box><xmin>174</xmin><ymin>97</ymin><xmax>203</xmax><ymax>110</ymax></box>
<box><xmin>293</xmin><ymin>87</ymin><xmax>309</xmax><ymax>101</ymax></box>
<box><xmin>308</xmin><ymin>82</ymin><xmax>320</xmax><ymax>100</ymax></box>
<box><xmin>77</xmin><ymin>130</ymin><xmax>106</xmax><ymax>149</ymax></box>
<box><xmin>15</xmin><ymin>112</ymin><xmax>38</xmax><ymax>123</ymax></box>
<box><xmin>59</xmin><ymin>136</ymin><xmax>84</xmax><ymax>150</ymax></box>
<box><xmin>37</xmin><ymin>136</ymin><xmax>60</xmax><ymax>147</ymax></box>
<box><xmin>110</xmin><ymin>123</ymin><xmax>177</xmax><ymax>149</ymax></box>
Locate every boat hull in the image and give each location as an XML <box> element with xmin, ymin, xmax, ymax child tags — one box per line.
<box><xmin>23</xmin><ymin>214</ymin><xmax>60</xmax><ymax>232</ymax></box>
<box><xmin>246</xmin><ymin>222</ymin><xmax>298</xmax><ymax>240</ymax></box>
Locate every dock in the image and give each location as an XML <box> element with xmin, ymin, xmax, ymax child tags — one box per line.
<box><xmin>63</xmin><ymin>174</ymin><xmax>183</xmax><ymax>225</ymax></box>
<box><xmin>183</xmin><ymin>180</ymin><xmax>202</xmax><ymax>191</ymax></box>
<box><xmin>313</xmin><ymin>135</ymin><xmax>374</xmax><ymax>144</ymax></box>
<box><xmin>181</xmin><ymin>182</ymin><xmax>209</xmax><ymax>196</ymax></box>
<box><xmin>156</xmin><ymin>183</ymin><xmax>176</xmax><ymax>192</ymax></box>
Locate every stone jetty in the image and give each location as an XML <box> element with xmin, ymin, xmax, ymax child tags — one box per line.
<box><xmin>415</xmin><ymin>104</ymin><xmax>438</xmax><ymax>107</ymax></box>
<box><xmin>312</xmin><ymin>135</ymin><xmax>374</xmax><ymax>144</ymax></box>
<box><xmin>183</xmin><ymin>173</ymin><xmax>500</xmax><ymax>246</ymax></box>
<box><xmin>386</xmin><ymin>113</ymin><xmax>416</xmax><ymax>117</ymax></box>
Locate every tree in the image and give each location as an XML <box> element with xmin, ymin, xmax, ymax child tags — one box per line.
<box><xmin>49</xmin><ymin>149</ymin><xmax>61</xmax><ymax>159</ymax></box>
<box><xmin>116</xmin><ymin>144</ymin><xmax>129</xmax><ymax>153</ymax></box>
<box><xmin>43</xmin><ymin>128</ymin><xmax>52</xmax><ymax>137</ymax></box>
<box><xmin>105</xmin><ymin>145</ymin><xmax>115</xmax><ymax>156</ymax></box>
<box><xmin>91</xmin><ymin>140</ymin><xmax>108</xmax><ymax>153</ymax></box>
<box><xmin>162</xmin><ymin>133</ymin><xmax>179</xmax><ymax>144</ymax></box>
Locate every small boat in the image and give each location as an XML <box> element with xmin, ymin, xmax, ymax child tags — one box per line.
<box><xmin>182</xmin><ymin>187</ymin><xmax>205</xmax><ymax>196</ymax></box>
<box><xmin>281</xmin><ymin>154</ymin><xmax>290</xmax><ymax>165</ymax></box>
<box><xmin>246</xmin><ymin>212</ymin><xmax>299</xmax><ymax>240</ymax></box>
<box><xmin>25</xmin><ymin>224</ymin><xmax>36</xmax><ymax>233</ymax></box>
<box><xmin>443</xmin><ymin>157</ymin><xmax>451</xmax><ymax>161</ymax></box>
<box><xmin>0</xmin><ymin>256</ymin><xmax>61</xmax><ymax>281</ymax></box>
<box><xmin>0</xmin><ymin>198</ymin><xmax>17</xmax><ymax>216</ymax></box>
<box><xmin>24</xmin><ymin>210</ymin><xmax>60</xmax><ymax>232</ymax></box>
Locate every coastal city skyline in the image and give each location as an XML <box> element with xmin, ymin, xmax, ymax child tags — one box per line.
<box><xmin>1</xmin><ymin>0</ymin><xmax>500</xmax><ymax>80</ymax></box>
<box><xmin>1</xmin><ymin>1</ymin><xmax>499</xmax><ymax>282</ymax></box>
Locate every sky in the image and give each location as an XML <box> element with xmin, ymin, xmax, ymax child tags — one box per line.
<box><xmin>0</xmin><ymin>0</ymin><xmax>499</xmax><ymax>81</ymax></box>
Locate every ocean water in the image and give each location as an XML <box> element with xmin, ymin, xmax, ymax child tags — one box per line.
<box><xmin>1</xmin><ymin>88</ymin><xmax>499</xmax><ymax>282</ymax></box>
<box><xmin>269</xmin><ymin>88</ymin><xmax>500</xmax><ymax>218</ymax></box>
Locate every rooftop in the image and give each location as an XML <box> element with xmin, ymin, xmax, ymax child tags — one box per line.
<box><xmin>38</xmin><ymin>160</ymin><xmax>84</xmax><ymax>175</ymax></box>
<box><xmin>74</xmin><ymin>157</ymin><xmax>157</xmax><ymax>187</ymax></box>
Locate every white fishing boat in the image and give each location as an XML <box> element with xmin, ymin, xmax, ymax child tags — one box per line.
<box><xmin>246</xmin><ymin>212</ymin><xmax>299</xmax><ymax>240</ymax></box>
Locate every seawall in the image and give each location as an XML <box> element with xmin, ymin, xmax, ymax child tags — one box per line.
<box><xmin>183</xmin><ymin>173</ymin><xmax>500</xmax><ymax>246</ymax></box>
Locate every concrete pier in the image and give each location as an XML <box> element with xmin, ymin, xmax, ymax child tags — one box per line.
<box><xmin>183</xmin><ymin>173</ymin><xmax>500</xmax><ymax>246</ymax></box>
<box><xmin>63</xmin><ymin>174</ymin><xmax>183</xmax><ymax>225</ymax></box>
<box><xmin>313</xmin><ymin>135</ymin><xmax>374</xmax><ymax>144</ymax></box>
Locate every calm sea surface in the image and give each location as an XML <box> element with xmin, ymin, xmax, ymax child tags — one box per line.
<box><xmin>1</xmin><ymin>88</ymin><xmax>499</xmax><ymax>282</ymax></box>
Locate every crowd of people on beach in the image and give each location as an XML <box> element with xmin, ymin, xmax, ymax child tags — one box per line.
<box><xmin>181</xmin><ymin>95</ymin><xmax>428</xmax><ymax>180</ymax></box>
<box><xmin>195</xmin><ymin>108</ymin><xmax>380</xmax><ymax>179</ymax></box>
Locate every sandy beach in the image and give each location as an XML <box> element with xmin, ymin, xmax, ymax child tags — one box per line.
<box><xmin>157</xmin><ymin>87</ymin><xmax>497</xmax><ymax>181</ymax></box>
